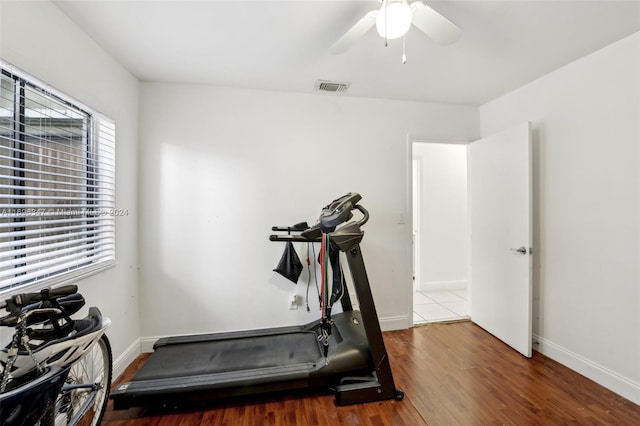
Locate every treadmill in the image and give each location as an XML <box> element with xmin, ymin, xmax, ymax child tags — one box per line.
<box><xmin>110</xmin><ymin>193</ymin><xmax>404</xmax><ymax>409</ymax></box>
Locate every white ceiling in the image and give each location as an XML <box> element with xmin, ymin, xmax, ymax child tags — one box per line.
<box><xmin>53</xmin><ymin>0</ymin><xmax>640</xmax><ymax>105</ymax></box>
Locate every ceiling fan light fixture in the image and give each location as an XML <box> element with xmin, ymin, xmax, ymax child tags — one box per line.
<box><xmin>376</xmin><ymin>0</ymin><xmax>412</xmax><ymax>40</ymax></box>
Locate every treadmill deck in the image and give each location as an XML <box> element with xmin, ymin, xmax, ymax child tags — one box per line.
<box><xmin>135</xmin><ymin>332</ymin><xmax>322</xmax><ymax>380</ymax></box>
<box><xmin>111</xmin><ymin>311</ymin><xmax>373</xmax><ymax>409</ymax></box>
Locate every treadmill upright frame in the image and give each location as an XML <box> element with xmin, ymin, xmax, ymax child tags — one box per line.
<box><xmin>334</xmin><ymin>242</ymin><xmax>400</xmax><ymax>404</ymax></box>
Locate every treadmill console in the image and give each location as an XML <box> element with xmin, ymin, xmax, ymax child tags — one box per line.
<box><xmin>318</xmin><ymin>193</ymin><xmax>362</xmax><ymax>232</ymax></box>
<box><xmin>275</xmin><ymin>192</ymin><xmax>363</xmax><ymax>240</ymax></box>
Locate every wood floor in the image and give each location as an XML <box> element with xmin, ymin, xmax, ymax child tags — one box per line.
<box><xmin>103</xmin><ymin>321</ymin><xmax>640</xmax><ymax>425</ymax></box>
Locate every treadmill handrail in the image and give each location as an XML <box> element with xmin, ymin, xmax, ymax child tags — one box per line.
<box><xmin>354</xmin><ymin>205</ymin><xmax>369</xmax><ymax>227</ymax></box>
<box><xmin>269</xmin><ymin>234</ymin><xmax>319</xmax><ymax>243</ymax></box>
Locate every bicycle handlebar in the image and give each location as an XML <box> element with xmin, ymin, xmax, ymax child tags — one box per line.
<box><xmin>0</xmin><ymin>285</ymin><xmax>78</xmax><ymax>310</ymax></box>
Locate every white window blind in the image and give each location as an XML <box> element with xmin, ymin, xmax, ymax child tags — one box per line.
<box><xmin>0</xmin><ymin>65</ymin><xmax>115</xmax><ymax>292</ymax></box>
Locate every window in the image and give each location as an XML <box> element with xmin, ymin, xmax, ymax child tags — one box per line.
<box><xmin>0</xmin><ymin>64</ymin><xmax>115</xmax><ymax>293</ymax></box>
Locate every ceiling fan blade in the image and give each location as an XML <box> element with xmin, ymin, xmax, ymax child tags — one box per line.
<box><xmin>410</xmin><ymin>1</ymin><xmax>462</xmax><ymax>45</ymax></box>
<box><xmin>329</xmin><ymin>10</ymin><xmax>378</xmax><ymax>55</ymax></box>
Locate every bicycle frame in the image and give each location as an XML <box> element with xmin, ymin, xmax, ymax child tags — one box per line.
<box><xmin>0</xmin><ymin>365</ymin><xmax>73</xmax><ymax>426</ymax></box>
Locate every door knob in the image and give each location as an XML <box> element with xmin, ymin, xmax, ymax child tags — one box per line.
<box><xmin>510</xmin><ymin>246</ymin><xmax>527</xmax><ymax>255</ymax></box>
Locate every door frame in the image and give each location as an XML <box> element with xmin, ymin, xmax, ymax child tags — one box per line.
<box><xmin>412</xmin><ymin>158</ymin><xmax>421</xmax><ymax>293</ymax></box>
<box><xmin>405</xmin><ymin>136</ymin><xmax>471</xmax><ymax>327</ymax></box>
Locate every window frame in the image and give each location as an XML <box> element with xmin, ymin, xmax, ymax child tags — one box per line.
<box><xmin>0</xmin><ymin>62</ymin><xmax>116</xmax><ymax>296</ymax></box>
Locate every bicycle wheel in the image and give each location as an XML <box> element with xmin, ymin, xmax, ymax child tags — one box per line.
<box><xmin>42</xmin><ymin>334</ymin><xmax>112</xmax><ymax>426</ymax></box>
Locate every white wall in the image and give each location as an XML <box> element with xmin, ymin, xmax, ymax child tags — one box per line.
<box><xmin>0</xmin><ymin>0</ymin><xmax>141</xmax><ymax>376</ymax></box>
<box><xmin>412</xmin><ymin>143</ymin><xmax>468</xmax><ymax>291</ymax></box>
<box><xmin>480</xmin><ymin>32</ymin><xmax>640</xmax><ymax>404</ymax></box>
<box><xmin>138</xmin><ymin>82</ymin><xmax>478</xmax><ymax>342</ymax></box>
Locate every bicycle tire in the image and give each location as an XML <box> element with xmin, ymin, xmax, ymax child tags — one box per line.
<box><xmin>40</xmin><ymin>334</ymin><xmax>112</xmax><ymax>426</ymax></box>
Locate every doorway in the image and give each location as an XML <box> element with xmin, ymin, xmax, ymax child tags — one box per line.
<box><xmin>412</xmin><ymin>142</ymin><xmax>470</xmax><ymax>325</ymax></box>
<box><xmin>409</xmin><ymin>124</ymin><xmax>533</xmax><ymax>356</ymax></box>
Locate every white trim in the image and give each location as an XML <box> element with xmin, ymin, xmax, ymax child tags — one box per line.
<box><xmin>534</xmin><ymin>334</ymin><xmax>640</xmax><ymax>405</ymax></box>
<box><xmin>380</xmin><ymin>315</ymin><xmax>411</xmax><ymax>332</ymax></box>
<box><xmin>112</xmin><ymin>338</ymin><xmax>141</xmax><ymax>380</ymax></box>
<box><xmin>405</xmin><ymin>136</ymin><xmax>415</xmax><ymax>328</ymax></box>
<box><xmin>421</xmin><ymin>280</ymin><xmax>468</xmax><ymax>292</ymax></box>
<box><xmin>412</xmin><ymin>158</ymin><xmax>421</xmax><ymax>294</ymax></box>
<box><xmin>140</xmin><ymin>336</ymin><xmax>161</xmax><ymax>353</ymax></box>
<box><xmin>408</xmin><ymin>135</ymin><xmax>472</xmax><ymax>145</ymax></box>
<box><xmin>0</xmin><ymin>59</ymin><xmax>105</xmax><ymax>117</ymax></box>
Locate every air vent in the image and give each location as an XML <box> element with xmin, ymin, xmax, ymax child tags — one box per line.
<box><xmin>315</xmin><ymin>80</ymin><xmax>351</xmax><ymax>93</ymax></box>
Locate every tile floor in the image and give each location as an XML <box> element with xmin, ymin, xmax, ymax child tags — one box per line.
<box><xmin>413</xmin><ymin>288</ymin><xmax>470</xmax><ymax>324</ymax></box>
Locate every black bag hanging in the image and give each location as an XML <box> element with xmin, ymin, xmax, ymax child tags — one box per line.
<box><xmin>273</xmin><ymin>241</ymin><xmax>303</xmax><ymax>284</ymax></box>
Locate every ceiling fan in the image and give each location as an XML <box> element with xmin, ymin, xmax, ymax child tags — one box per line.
<box><xmin>329</xmin><ymin>0</ymin><xmax>462</xmax><ymax>55</ymax></box>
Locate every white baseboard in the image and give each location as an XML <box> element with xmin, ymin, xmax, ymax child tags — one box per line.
<box><xmin>421</xmin><ymin>280</ymin><xmax>467</xmax><ymax>292</ymax></box>
<box><xmin>112</xmin><ymin>338</ymin><xmax>140</xmax><ymax>380</ymax></box>
<box><xmin>534</xmin><ymin>334</ymin><xmax>640</xmax><ymax>405</ymax></box>
<box><xmin>140</xmin><ymin>336</ymin><xmax>161</xmax><ymax>353</ymax></box>
<box><xmin>380</xmin><ymin>315</ymin><xmax>411</xmax><ymax>331</ymax></box>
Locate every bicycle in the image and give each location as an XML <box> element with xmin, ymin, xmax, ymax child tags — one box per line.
<box><xmin>0</xmin><ymin>285</ymin><xmax>112</xmax><ymax>426</ymax></box>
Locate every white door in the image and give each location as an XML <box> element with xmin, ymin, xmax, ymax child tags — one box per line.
<box><xmin>468</xmin><ymin>122</ymin><xmax>532</xmax><ymax>357</ymax></box>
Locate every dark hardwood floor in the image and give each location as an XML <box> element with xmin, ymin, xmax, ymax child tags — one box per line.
<box><xmin>104</xmin><ymin>321</ymin><xmax>640</xmax><ymax>425</ymax></box>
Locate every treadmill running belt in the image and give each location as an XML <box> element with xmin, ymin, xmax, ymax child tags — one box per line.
<box><xmin>135</xmin><ymin>332</ymin><xmax>321</xmax><ymax>380</ymax></box>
